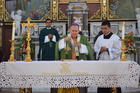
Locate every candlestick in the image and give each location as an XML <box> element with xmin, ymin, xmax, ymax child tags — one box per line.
<box><xmin>122</xmin><ymin>22</ymin><xmax>125</xmax><ymax>39</ymax></box>
<box><xmin>8</xmin><ymin>40</ymin><xmax>16</xmax><ymax>62</ymax></box>
<box><xmin>12</xmin><ymin>22</ymin><xmax>16</xmax><ymax>40</ymax></box>
<box><xmin>121</xmin><ymin>39</ymin><xmax>127</xmax><ymax>61</ymax></box>
<box><xmin>103</xmin><ymin>0</ymin><xmax>107</xmax><ymax>6</ymax></box>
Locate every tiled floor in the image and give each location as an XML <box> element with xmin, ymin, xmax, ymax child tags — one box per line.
<box><xmin>0</xmin><ymin>88</ymin><xmax>140</xmax><ymax>93</ymax></box>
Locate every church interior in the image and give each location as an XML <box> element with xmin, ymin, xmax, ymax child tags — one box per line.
<box><xmin>0</xmin><ymin>0</ymin><xmax>140</xmax><ymax>93</ymax></box>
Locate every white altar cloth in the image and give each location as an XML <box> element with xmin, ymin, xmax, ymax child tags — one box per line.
<box><xmin>0</xmin><ymin>61</ymin><xmax>139</xmax><ymax>88</ymax></box>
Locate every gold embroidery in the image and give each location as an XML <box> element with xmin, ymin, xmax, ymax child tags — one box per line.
<box><xmin>60</xmin><ymin>63</ymin><xmax>71</xmax><ymax>73</ymax></box>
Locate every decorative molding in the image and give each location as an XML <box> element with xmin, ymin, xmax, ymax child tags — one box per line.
<box><xmin>58</xmin><ymin>9</ymin><xmax>67</xmax><ymax>20</ymax></box>
<box><xmin>68</xmin><ymin>2</ymin><xmax>88</xmax><ymax>10</ymax></box>
<box><xmin>109</xmin><ymin>9</ymin><xmax>120</xmax><ymax>19</ymax></box>
<box><xmin>0</xmin><ymin>0</ymin><xmax>11</xmax><ymax>21</ymax></box>
<box><xmin>89</xmin><ymin>9</ymin><xmax>101</xmax><ymax>20</ymax></box>
<box><xmin>101</xmin><ymin>0</ymin><xmax>109</xmax><ymax>20</ymax></box>
<box><xmin>52</xmin><ymin>0</ymin><xmax>58</xmax><ymax>21</ymax></box>
<box><xmin>59</xmin><ymin>0</ymin><xmax>100</xmax><ymax>4</ymax></box>
<box><xmin>41</xmin><ymin>10</ymin><xmax>53</xmax><ymax>21</ymax></box>
<box><xmin>0</xmin><ymin>0</ymin><xmax>5</xmax><ymax>21</ymax></box>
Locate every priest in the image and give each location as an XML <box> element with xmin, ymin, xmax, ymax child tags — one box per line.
<box><xmin>94</xmin><ymin>20</ymin><xmax>122</xmax><ymax>93</ymax></box>
<box><xmin>55</xmin><ymin>23</ymin><xmax>93</xmax><ymax>61</ymax></box>
<box><xmin>55</xmin><ymin>23</ymin><xmax>94</xmax><ymax>93</ymax></box>
<box><xmin>38</xmin><ymin>19</ymin><xmax>60</xmax><ymax>60</ymax></box>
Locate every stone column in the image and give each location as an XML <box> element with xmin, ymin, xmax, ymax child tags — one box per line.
<box><xmin>135</xmin><ymin>8</ymin><xmax>140</xmax><ymax>64</ymax></box>
<box><xmin>136</xmin><ymin>8</ymin><xmax>140</xmax><ymax>35</ymax></box>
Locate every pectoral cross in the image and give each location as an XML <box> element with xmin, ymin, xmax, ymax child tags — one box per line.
<box><xmin>22</xmin><ymin>17</ymin><xmax>36</xmax><ymax>62</ymax></box>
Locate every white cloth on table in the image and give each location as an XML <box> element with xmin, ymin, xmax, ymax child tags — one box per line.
<box><xmin>0</xmin><ymin>61</ymin><xmax>139</xmax><ymax>88</ymax></box>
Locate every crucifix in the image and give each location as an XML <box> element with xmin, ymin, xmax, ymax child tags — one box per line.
<box><xmin>22</xmin><ymin>17</ymin><xmax>36</xmax><ymax>62</ymax></box>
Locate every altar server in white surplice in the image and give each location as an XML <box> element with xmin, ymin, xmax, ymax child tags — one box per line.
<box><xmin>94</xmin><ymin>20</ymin><xmax>121</xmax><ymax>61</ymax></box>
<box><xmin>94</xmin><ymin>20</ymin><xmax>122</xmax><ymax>93</ymax></box>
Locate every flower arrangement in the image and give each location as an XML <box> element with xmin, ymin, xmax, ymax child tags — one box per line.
<box><xmin>16</xmin><ymin>32</ymin><xmax>35</xmax><ymax>59</ymax></box>
<box><xmin>124</xmin><ymin>32</ymin><xmax>136</xmax><ymax>54</ymax></box>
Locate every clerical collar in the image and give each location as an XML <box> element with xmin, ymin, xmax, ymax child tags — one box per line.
<box><xmin>103</xmin><ymin>32</ymin><xmax>113</xmax><ymax>39</ymax></box>
<box><xmin>46</xmin><ymin>27</ymin><xmax>51</xmax><ymax>29</ymax></box>
<box><xmin>68</xmin><ymin>34</ymin><xmax>80</xmax><ymax>39</ymax></box>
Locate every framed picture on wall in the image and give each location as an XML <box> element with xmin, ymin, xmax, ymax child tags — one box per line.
<box><xmin>6</xmin><ymin>0</ymin><xmax>51</xmax><ymax>20</ymax></box>
<box><xmin>109</xmin><ymin>0</ymin><xmax>140</xmax><ymax>20</ymax></box>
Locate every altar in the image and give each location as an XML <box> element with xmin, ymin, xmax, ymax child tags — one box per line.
<box><xmin>0</xmin><ymin>61</ymin><xmax>140</xmax><ymax>88</ymax></box>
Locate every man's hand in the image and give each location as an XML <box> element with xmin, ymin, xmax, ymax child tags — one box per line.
<box><xmin>64</xmin><ymin>36</ymin><xmax>71</xmax><ymax>42</ymax></box>
<box><xmin>100</xmin><ymin>46</ymin><xmax>108</xmax><ymax>52</ymax></box>
<box><xmin>48</xmin><ymin>34</ymin><xmax>53</xmax><ymax>39</ymax></box>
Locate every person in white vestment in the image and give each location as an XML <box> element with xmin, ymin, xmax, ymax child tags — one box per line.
<box><xmin>94</xmin><ymin>20</ymin><xmax>122</xmax><ymax>93</ymax></box>
<box><xmin>94</xmin><ymin>20</ymin><xmax>121</xmax><ymax>60</ymax></box>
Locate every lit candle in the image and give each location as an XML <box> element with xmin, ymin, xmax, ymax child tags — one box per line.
<box><xmin>122</xmin><ymin>22</ymin><xmax>125</xmax><ymax>39</ymax></box>
<box><xmin>12</xmin><ymin>22</ymin><xmax>16</xmax><ymax>40</ymax></box>
<box><xmin>103</xmin><ymin>0</ymin><xmax>107</xmax><ymax>6</ymax></box>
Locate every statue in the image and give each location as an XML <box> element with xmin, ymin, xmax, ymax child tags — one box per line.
<box><xmin>136</xmin><ymin>8</ymin><xmax>140</xmax><ymax>35</ymax></box>
<box><xmin>11</xmin><ymin>10</ymin><xmax>22</xmax><ymax>36</ymax></box>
